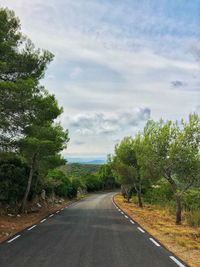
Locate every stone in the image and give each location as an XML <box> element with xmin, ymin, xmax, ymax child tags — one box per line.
<box><xmin>41</xmin><ymin>190</ymin><xmax>46</xmax><ymax>200</ymax></box>
<box><xmin>36</xmin><ymin>203</ymin><xmax>42</xmax><ymax>208</ymax></box>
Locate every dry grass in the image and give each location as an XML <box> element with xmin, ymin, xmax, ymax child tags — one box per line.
<box><xmin>114</xmin><ymin>193</ymin><xmax>200</xmax><ymax>267</ymax></box>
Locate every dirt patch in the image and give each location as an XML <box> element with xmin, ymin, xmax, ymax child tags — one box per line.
<box><xmin>114</xmin><ymin>193</ymin><xmax>200</xmax><ymax>267</ymax></box>
<box><xmin>0</xmin><ymin>196</ymin><xmax>79</xmax><ymax>243</ymax></box>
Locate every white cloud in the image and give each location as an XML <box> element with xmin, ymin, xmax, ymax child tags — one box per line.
<box><xmin>69</xmin><ymin>67</ymin><xmax>83</xmax><ymax>78</ymax></box>
<box><xmin>68</xmin><ymin>107</ymin><xmax>151</xmax><ymax>135</ymax></box>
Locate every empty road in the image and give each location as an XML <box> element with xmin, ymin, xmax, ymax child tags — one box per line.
<box><xmin>0</xmin><ymin>193</ymin><xmax>187</xmax><ymax>267</ymax></box>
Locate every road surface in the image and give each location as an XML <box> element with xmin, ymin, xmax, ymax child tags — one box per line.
<box><xmin>0</xmin><ymin>193</ymin><xmax>187</xmax><ymax>267</ymax></box>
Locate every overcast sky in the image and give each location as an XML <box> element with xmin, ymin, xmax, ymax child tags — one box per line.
<box><xmin>1</xmin><ymin>0</ymin><xmax>200</xmax><ymax>158</ymax></box>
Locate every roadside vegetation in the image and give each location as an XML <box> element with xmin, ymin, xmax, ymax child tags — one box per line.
<box><xmin>112</xmin><ymin>114</ymin><xmax>200</xmax><ymax>226</ymax></box>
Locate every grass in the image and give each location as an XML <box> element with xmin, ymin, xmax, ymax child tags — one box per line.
<box><xmin>114</xmin><ymin>193</ymin><xmax>200</xmax><ymax>267</ymax></box>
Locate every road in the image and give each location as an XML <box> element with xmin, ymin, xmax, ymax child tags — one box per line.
<box><xmin>0</xmin><ymin>193</ymin><xmax>186</xmax><ymax>267</ymax></box>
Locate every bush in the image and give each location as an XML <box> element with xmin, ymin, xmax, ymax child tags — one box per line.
<box><xmin>0</xmin><ymin>153</ymin><xmax>38</xmax><ymax>203</ymax></box>
<box><xmin>83</xmin><ymin>175</ymin><xmax>102</xmax><ymax>192</ymax></box>
<box><xmin>143</xmin><ymin>179</ymin><xmax>174</xmax><ymax>205</ymax></box>
<box><xmin>44</xmin><ymin>169</ymin><xmax>77</xmax><ymax>199</ymax></box>
<box><xmin>182</xmin><ymin>189</ymin><xmax>200</xmax><ymax>211</ymax></box>
<box><xmin>187</xmin><ymin>210</ymin><xmax>200</xmax><ymax>227</ymax></box>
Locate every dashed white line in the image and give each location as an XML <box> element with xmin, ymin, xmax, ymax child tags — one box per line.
<box><xmin>49</xmin><ymin>214</ymin><xmax>54</xmax><ymax>218</ymax></box>
<box><xmin>61</xmin><ymin>208</ymin><xmax>64</xmax><ymax>211</ymax></box>
<box><xmin>124</xmin><ymin>215</ymin><xmax>128</xmax><ymax>219</ymax></box>
<box><xmin>130</xmin><ymin>219</ymin><xmax>135</xmax><ymax>224</ymax></box>
<box><xmin>121</xmin><ymin>211</ymin><xmax>124</xmax><ymax>215</ymax></box>
<box><xmin>56</xmin><ymin>210</ymin><xmax>60</xmax><ymax>214</ymax></box>
<box><xmin>169</xmin><ymin>256</ymin><xmax>185</xmax><ymax>267</ymax></box>
<box><xmin>27</xmin><ymin>225</ymin><xmax>36</xmax><ymax>231</ymax></box>
<box><xmin>7</xmin><ymin>235</ymin><xmax>20</xmax><ymax>243</ymax></box>
<box><xmin>40</xmin><ymin>218</ymin><xmax>46</xmax><ymax>223</ymax></box>
<box><xmin>137</xmin><ymin>227</ymin><xmax>145</xmax><ymax>233</ymax></box>
<box><xmin>149</xmin><ymin>238</ymin><xmax>160</xmax><ymax>247</ymax></box>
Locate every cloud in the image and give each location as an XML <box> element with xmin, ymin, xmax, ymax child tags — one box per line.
<box><xmin>73</xmin><ymin>140</ymin><xmax>85</xmax><ymax>145</ymax></box>
<box><xmin>70</xmin><ymin>67</ymin><xmax>83</xmax><ymax>78</ymax></box>
<box><xmin>171</xmin><ymin>80</ymin><xmax>185</xmax><ymax>87</ymax></box>
<box><xmin>68</xmin><ymin>107</ymin><xmax>151</xmax><ymax>135</ymax></box>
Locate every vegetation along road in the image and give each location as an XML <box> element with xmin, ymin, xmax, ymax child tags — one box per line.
<box><xmin>0</xmin><ymin>193</ymin><xmax>187</xmax><ymax>267</ymax></box>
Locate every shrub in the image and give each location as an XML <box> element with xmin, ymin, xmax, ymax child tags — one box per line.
<box><xmin>0</xmin><ymin>153</ymin><xmax>38</xmax><ymax>203</ymax></box>
<box><xmin>84</xmin><ymin>175</ymin><xmax>102</xmax><ymax>192</ymax></box>
<box><xmin>143</xmin><ymin>179</ymin><xmax>174</xmax><ymax>205</ymax></box>
<box><xmin>44</xmin><ymin>169</ymin><xmax>77</xmax><ymax>199</ymax></box>
<box><xmin>182</xmin><ymin>189</ymin><xmax>200</xmax><ymax>211</ymax></box>
<box><xmin>187</xmin><ymin>210</ymin><xmax>200</xmax><ymax>227</ymax></box>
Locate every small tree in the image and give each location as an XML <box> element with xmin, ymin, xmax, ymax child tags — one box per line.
<box><xmin>98</xmin><ymin>163</ymin><xmax>116</xmax><ymax>190</ymax></box>
<box><xmin>113</xmin><ymin>137</ymin><xmax>144</xmax><ymax>207</ymax></box>
<box><xmin>19</xmin><ymin>122</ymin><xmax>69</xmax><ymax>212</ymax></box>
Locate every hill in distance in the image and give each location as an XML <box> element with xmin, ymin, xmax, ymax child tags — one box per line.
<box><xmin>60</xmin><ymin>163</ymin><xmax>101</xmax><ymax>177</ymax></box>
<box><xmin>66</xmin><ymin>157</ymin><xmax>106</xmax><ymax>165</ymax></box>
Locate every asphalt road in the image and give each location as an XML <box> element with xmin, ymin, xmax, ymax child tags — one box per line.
<box><xmin>0</xmin><ymin>192</ymin><xmax>187</xmax><ymax>267</ymax></box>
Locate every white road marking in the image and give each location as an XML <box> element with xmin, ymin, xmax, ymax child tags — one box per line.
<box><xmin>121</xmin><ymin>212</ymin><xmax>124</xmax><ymax>215</ymax></box>
<box><xmin>49</xmin><ymin>214</ymin><xmax>54</xmax><ymax>218</ymax></box>
<box><xmin>27</xmin><ymin>225</ymin><xmax>36</xmax><ymax>231</ymax></box>
<box><xmin>56</xmin><ymin>211</ymin><xmax>60</xmax><ymax>214</ymax></box>
<box><xmin>137</xmin><ymin>227</ymin><xmax>145</xmax><ymax>233</ymax></box>
<box><xmin>169</xmin><ymin>256</ymin><xmax>185</xmax><ymax>267</ymax></box>
<box><xmin>124</xmin><ymin>215</ymin><xmax>128</xmax><ymax>219</ymax></box>
<box><xmin>61</xmin><ymin>208</ymin><xmax>64</xmax><ymax>211</ymax></box>
<box><xmin>40</xmin><ymin>218</ymin><xmax>46</xmax><ymax>223</ymax></box>
<box><xmin>130</xmin><ymin>220</ymin><xmax>135</xmax><ymax>224</ymax></box>
<box><xmin>7</xmin><ymin>235</ymin><xmax>20</xmax><ymax>243</ymax></box>
<box><xmin>149</xmin><ymin>238</ymin><xmax>160</xmax><ymax>247</ymax></box>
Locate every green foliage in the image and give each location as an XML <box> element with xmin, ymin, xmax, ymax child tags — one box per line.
<box><xmin>143</xmin><ymin>179</ymin><xmax>174</xmax><ymax>205</ymax></box>
<box><xmin>182</xmin><ymin>189</ymin><xmax>200</xmax><ymax>211</ymax></box>
<box><xmin>61</xmin><ymin>163</ymin><xmax>100</xmax><ymax>177</ymax></box>
<box><xmin>0</xmin><ymin>7</ymin><xmax>54</xmax><ymax>151</ymax></box>
<box><xmin>45</xmin><ymin>169</ymin><xmax>76</xmax><ymax>199</ymax></box>
<box><xmin>0</xmin><ymin>153</ymin><xmax>38</xmax><ymax>203</ymax></box>
<box><xmin>97</xmin><ymin>163</ymin><xmax>117</xmax><ymax>189</ymax></box>
<box><xmin>83</xmin><ymin>174</ymin><xmax>101</xmax><ymax>192</ymax></box>
<box><xmin>60</xmin><ymin>163</ymin><xmax>102</xmax><ymax>192</ymax></box>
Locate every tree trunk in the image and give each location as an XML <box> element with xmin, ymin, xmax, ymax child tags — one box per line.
<box><xmin>175</xmin><ymin>195</ymin><xmax>182</xmax><ymax>225</ymax></box>
<box><xmin>134</xmin><ymin>182</ymin><xmax>143</xmax><ymax>208</ymax></box>
<box><xmin>20</xmin><ymin>153</ymin><xmax>36</xmax><ymax>213</ymax></box>
<box><xmin>137</xmin><ymin>191</ymin><xmax>143</xmax><ymax>207</ymax></box>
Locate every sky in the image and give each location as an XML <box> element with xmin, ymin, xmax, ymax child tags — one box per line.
<box><xmin>1</xmin><ymin>0</ymin><xmax>200</xmax><ymax>158</ymax></box>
